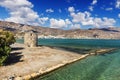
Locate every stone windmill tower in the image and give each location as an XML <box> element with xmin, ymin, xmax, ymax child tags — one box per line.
<box><xmin>24</xmin><ymin>31</ymin><xmax>38</xmax><ymax>47</ymax></box>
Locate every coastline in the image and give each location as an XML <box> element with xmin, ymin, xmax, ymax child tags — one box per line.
<box><xmin>38</xmin><ymin>35</ymin><xmax>120</xmax><ymax>39</ymax></box>
<box><xmin>1</xmin><ymin>43</ymin><xmax>116</xmax><ymax>80</ymax></box>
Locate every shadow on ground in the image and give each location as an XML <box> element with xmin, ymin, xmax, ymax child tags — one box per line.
<box><xmin>11</xmin><ymin>47</ymin><xmax>24</xmax><ymax>51</ymax></box>
<box><xmin>39</xmin><ymin>45</ymin><xmax>97</xmax><ymax>54</ymax></box>
<box><xmin>57</xmin><ymin>47</ymin><xmax>95</xmax><ymax>54</ymax></box>
<box><xmin>4</xmin><ymin>47</ymin><xmax>24</xmax><ymax>66</ymax></box>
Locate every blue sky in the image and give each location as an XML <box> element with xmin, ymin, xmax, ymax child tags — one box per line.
<box><xmin>0</xmin><ymin>0</ymin><xmax>120</xmax><ymax>29</ymax></box>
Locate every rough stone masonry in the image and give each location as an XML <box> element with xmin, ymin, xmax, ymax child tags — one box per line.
<box><xmin>24</xmin><ymin>31</ymin><xmax>38</xmax><ymax>47</ymax></box>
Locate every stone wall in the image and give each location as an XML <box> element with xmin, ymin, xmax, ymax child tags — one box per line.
<box><xmin>24</xmin><ymin>31</ymin><xmax>38</xmax><ymax>47</ymax></box>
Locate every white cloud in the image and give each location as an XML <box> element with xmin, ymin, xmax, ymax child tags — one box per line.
<box><xmin>38</xmin><ymin>17</ymin><xmax>48</xmax><ymax>25</ymax></box>
<box><xmin>50</xmin><ymin>18</ymin><xmax>71</xmax><ymax>29</ymax></box>
<box><xmin>50</xmin><ymin>18</ymin><xmax>66</xmax><ymax>28</ymax></box>
<box><xmin>88</xmin><ymin>0</ymin><xmax>97</xmax><ymax>11</ymax></box>
<box><xmin>0</xmin><ymin>0</ymin><xmax>33</xmax><ymax>10</ymax></box>
<box><xmin>88</xmin><ymin>6</ymin><xmax>94</xmax><ymax>11</ymax></box>
<box><xmin>0</xmin><ymin>0</ymin><xmax>116</xmax><ymax>30</ymax></box>
<box><xmin>6</xmin><ymin>7</ymin><xmax>39</xmax><ymax>23</ymax></box>
<box><xmin>46</xmin><ymin>8</ymin><xmax>54</xmax><ymax>13</ymax></box>
<box><xmin>74</xmin><ymin>24</ymin><xmax>80</xmax><ymax>29</ymax></box>
<box><xmin>105</xmin><ymin>8</ymin><xmax>113</xmax><ymax>11</ymax></box>
<box><xmin>68</xmin><ymin>6</ymin><xmax>116</xmax><ymax>28</ymax></box>
<box><xmin>65</xmin><ymin>19</ymin><xmax>72</xmax><ymax>25</ymax></box>
<box><xmin>116</xmin><ymin>0</ymin><xmax>120</xmax><ymax>9</ymax></box>
<box><xmin>118</xmin><ymin>14</ymin><xmax>120</xmax><ymax>18</ymax></box>
<box><xmin>0</xmin><ymin>0</ymin><xmax>49</xmax><ymax>26</ymax></box>
<box><xmin>68</xmin><ymin>7</ymin><xmax>75</xmax><ymax>12</ymax></box>
<box><xmin>70</xmin><ymin>24</ymin><xmax>80</xmax><ymax>29</ymax></box>
<box><xmin>93</xmin><ymin>17</ymin><xmax>116</xmax><ymax>28</ymax></box>
<box><xmin>70</xmin><ymin>10</ymin><xmax>91</xmax><ymax>23</ymax></box>
<box><xmin>91</xmin><ymin>0</ymin><xmax>97</xmax><ymax>5</ymax></box>
<box><xmin>0</xmin><ymin>0</ymin><xmax>45</xmax><ymax>26</ymax></box>
<box><xmin>49</xmin><ymin>18</ymin><xmax>80</xmax><ymax>29</ymax></box>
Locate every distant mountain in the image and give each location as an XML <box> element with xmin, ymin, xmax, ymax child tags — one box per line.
<box><xmin>0</xmin><ymin>21</ymin><xmax>120</xmax><ymax>39</ymax></box>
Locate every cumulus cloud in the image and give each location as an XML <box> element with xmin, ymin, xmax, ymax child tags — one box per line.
<box><xmin>65</xmin><ymin>19</ymin><xmax>72</xmax><ymax>25</ymax></box>
<box><xmin>70</xmin><ymin>24</ymin><xmax>80</xmax><ymax>29</ymax></box>
<box><xmin>49</xmin><ymin>17</ymin><xmax>81</xmax><ymax>29</ymax></box>
<box><xmin>68</xmin><ymin>7</ymin><xmax>75</xmax><ymax>12</ymax></box>
<box><xmin>0</xmin><ymin>0</ymin><xmax>33</xmax><ymax>9</ymax></box>
<box><xmin>0</xmin><ymin>0</ymin><xmax>50</xmax><ymax>26</ymax></box>
<box><xmin>0</xmin><ymin>0</ymin><xmax>116</xmax><ymax>30</ymax></box>
<box><xmin>0</xmin><ymin>0</ymin><xmax>41</xmax><ymax>25</ymax></box>
<box><xmin>50</xmin><ymin>18</ymin><xmax>66</xmax><ymax>28</ymax></box>
<box><xmin>68</xmin><ymin>6</ymin><xmax>116</xmax><ymax>28</ymax></box>
<box><xmin>46</xmin><ymin>8</ymin><xmax>54</xmax><ymax>13</ymax></box>
<box><xmin>38</xmin><ymin>17</ymin><xmax>48</xmax><ymax>25</ymax></box>
<box><xmin>93</xmin><ymin>17</ymin><xmax>116</xmax><ymax>27</ymax></box>
<box><xmin>116</xmin><ymin>0</ymin><xmax>120</xmax><ymax>9</ymax></box>
<box><xmin>50</xmin><ymin>18</ymin><xmax>71</xmax><ymax>29</ymax></box>
<box><xmin>91</xmin><ymin>0</ymin><xmax>97</xmax><ymax>5</ymax></box>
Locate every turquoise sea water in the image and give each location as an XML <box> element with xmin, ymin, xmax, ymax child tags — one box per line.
<box><xmin>37</xmin><ymin>39</ymin><xmax>120</xmax><ymax>48</ymax></box>
<box><xmin>37</xmin><ymin>50</ymin><xmax>120</xmax><ymax>80</ymax></box>
<box><xmin>16</xmin><ymin>39</ymin><xmax>120</xmax><ymax>80</ymax></box>
<box><xmin>17</xmin><ymin>39</ymin><xmax>120</xmax><ymax>48</ymax></box>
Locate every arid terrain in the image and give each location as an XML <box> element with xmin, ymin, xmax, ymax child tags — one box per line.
<box><xmin>0</xmin><ymin>21</ymin><xmax>120</xmax><ymax>39</ymax></box>
<box><xmin>0</xmin><ymin>43</ymin><xmax>86</xmax><ymax>79</ymax></box>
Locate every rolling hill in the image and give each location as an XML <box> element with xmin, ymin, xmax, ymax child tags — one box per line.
<box><xmin>0</xmin><ymin>21</ymin><xmax>120</xmax><ymax>39</ymax></box>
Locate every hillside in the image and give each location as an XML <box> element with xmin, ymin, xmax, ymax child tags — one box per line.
<box><xmin>0</xmin><ymin>21</ymin><xmax>120</xmax><ymax>39</ymax></box>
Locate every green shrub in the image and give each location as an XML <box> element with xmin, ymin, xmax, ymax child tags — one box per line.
<box><xmin>0</xmin><ymin>29</ymin><xmax>15</xmax><ymax>66</ymax></box>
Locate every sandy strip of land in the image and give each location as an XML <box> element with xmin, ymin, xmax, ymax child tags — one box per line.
<box><xmin>0</xmin><ymin>43</ymin><xmax>90</xmax><ymax>80</ymax></box>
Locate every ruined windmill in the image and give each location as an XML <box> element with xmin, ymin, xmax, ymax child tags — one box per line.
<box><xmin>24</xmin><ymin>31</ymin><xmax>38</xmax><ymax>47</ymax></box>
